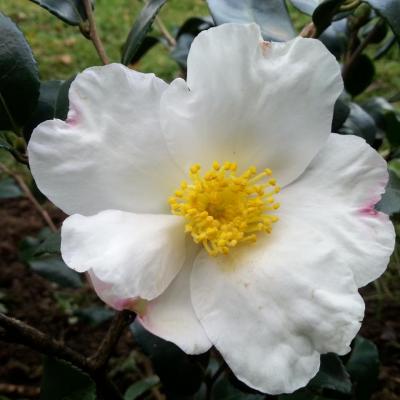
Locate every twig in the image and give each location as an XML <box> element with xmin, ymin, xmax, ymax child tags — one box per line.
<box><xmin>88</xmin><ymin>310</ymin><xmax>136</xmax><ymax>370</ymax></box>
<box><xmin>0</xmin><ymin>162</ymin><xmax>57</xmax><ymax>233</ymax></box>
<box><xmin>342</xmin><ymin>20</ymin><xmax>384</xmax><ymax>80</ymax></box>
<box><xmin>0</xmin><ymin>310</ymin><xmax>136</xmax><ymax>400</ymax></box>
<box><xmin>155</xmin><ymin>16</ymin><xmax>176</xmax><ymax>47</ymax></box>
<box><xmin>299</xmin><ymin>22</ymin><xmax>317</xmax><ymax>38</ymax></box>
<box><xmin>0</xmin><ymin>313</ymin><xmax>88</xmax><ymax>370</ymax></box>
<box><xmin>82</xmin><ymin>0</ymin><xmax>110</xmax><ymax>64</ymax></box>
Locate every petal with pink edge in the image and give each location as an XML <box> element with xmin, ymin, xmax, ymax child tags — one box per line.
<box><xmin>28</xmin><ymin>64</ymin><xmax>183</xmax><ymax>216</ymax></box>
<box><xmin>61</xmin><ymin>210</ymin><xmax>186</xmax><ymax>301</ymax></box>
<box><xmin>280</xmin><ymin>133</ymin><xmax>395</xmax><ymax>287</ymax></box>
<box><xmin>191</xmin><ymin>217</ymin><xmax>364</xmax><ymax>394</ymax></box>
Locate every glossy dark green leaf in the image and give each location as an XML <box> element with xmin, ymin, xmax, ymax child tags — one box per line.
<box><xmin>211</xmin><ymin>376</ymin><xmax>263</xmax><ymax>400</ymax></box>
<box><xmin>377</xmin><ymin>169</ymin><xmax>400</xmax><ymax>215</ymax></box>
<box><xmin>75</xmin><ymin>306</ymin><xmax>115</xmax><ymax>326</ymax></box>
<box><xmin>0</xmin><ymin>177</ymin><xmax>23</xmax><ymax>199</ymax></box>
<box><xmin>24</xmin><ymin>80</ymin><xmax>63</xmax><ymax>141</ymax></box>
<box><xmin>130</xmin><ymin>36</ymin><xmax>160</xmax><ymax>65</ymax></box>
<box><xmin>362</xmin><ymin>97</ymin><xmax>400</xmax><ymax>146</ymax></box>
<box><xmin>0</xmin><ymin>13</ymin><xmax>40</xmax><ymax>132</ymax></box>
<box><xmin>207</xmin><ymin>0</ymin><xmax>295</xmax><ymax>42</ymax></box>
<box><xmin>332</xmin><ymin>93</ymin><xmax>351</xmax><ymax>131</ymax></box>
<box><xmin>55</xmin><ymin>75</ymin><xmax>76</xmax><ymax>120</ymax></box>
<box><xmin>29</xmin><ymin>0</ymin><xmax>92</xmax><ymax>26</ymax></box>
<box><xmin>29</xmin><ymin>256</ymin><xmax>82</xmax><ymax>288</ymax></box>
<box><xmin>312</xmin><ymin>0</ymin><xmax>346</xmax><ymax>34</ymax></box>
<box><xmin>171</xmin><ymin>17</ymin><xmax>214</xmax><ymax>69</ymax></box>
<box><xmin>346</xmin><ymin>336</ymin><xmax>379</xmax><ymax>400</ymax></box>
<box><xmin>124</xmin><ymin>376</ymin><xmax>160</xmax><ymax>400</ymax></box>
<box><xmin>130</xmin><ymin>321</ymin><xmax>207</xmax><ymax>396</ymax></box>
<box><xmin>40</xmin><ymin>357</ymin><xmax>96</xmax><ymax>400</ymax></box>
<box><xmin>34</xmin><ymin>231</ymin><xmax>61</xmax><ymax>255</ymax></box>
<box><xmin>339</xmin><ymin>102</ymin><xmax>377</xmax><ymax>144</ymax></box>
<box><xmin>319</xmin><ymin>19</ymin><xmax>348</xmax><ymax>59</ymax></box>
<box><xmin>279</xmin><ymin>390</ymin><xmax>337</xmax><ymax>400</ymax></box>
<box><xmin>374</xmin><ymin>33</ymin><xmax>396</xmax><ymax>59</ymax></box>
<box><xmin>344</xmin><ymin>54</ymin><xmax>375</xmax><ymax>96</ymax></box>
<box><xmin>362</xmin><ymin>0</ymin><xmax>400</xmax><ymax>39</ymax></box>
<box><xmin>0</xmin><ymin>132</ymin><xmax>12</xmax><ymax>152</ymax></box>
<box><xmin>309</xmin><ymin>353</ymin><xmax>351</xmax><ymax>394</ymax></box>
<box><xmin>121</xmin><ymin>0</ymin><xmax>167</xmax><ymax>66</ymax></box>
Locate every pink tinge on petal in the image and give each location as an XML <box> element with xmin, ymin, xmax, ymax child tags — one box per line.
<box><xmin>87</xmin><ymin>271</ymin><xmax>141</xmax><ymax>312</ymax></box>
<box><xmin>66</xmin><ymin>102</ymin><xmax>80</xmax><ymax>126</ymax></box>
<box><xmin>359</xmin><ymin>177</ymin><xmax>389</xmax><ymax>217</ymax></box>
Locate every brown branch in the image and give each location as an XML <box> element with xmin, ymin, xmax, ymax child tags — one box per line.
<box><xmin>0</xmin><ymin>310</ymin><xmax>136</xmax><ymax>400</ymax></box>
<box><xmin>342</xmin><ymin>20</ymin><xmax>384</xmax><ymax>80</ymax></box>
<box><xmin>299</xmin><ymin>22</ymin><xmax>317</xmax><ymax>38</ymax></box>
<box><xmin>82</xmin><ymin>0</ymin><xmax>110</xmax><ymax>64</ymax></box>
<box><xmin>88</xmin><ymin>310</ymin><xmax>136</xmax><ymax>370</ymax></box>
<box><xmin>0</xmin><ymin>313</ymin><xmax>89</xmax><ymax>370</ymax></box>
<box><xmin>0</xmin><ymin>163</ymin><xmax>57</xmax><ymax>233</ymax></box>
<box><xmin>155</xmin><ymin>16</ymin><xmax>176</xmax><ymax>47</ymax></box>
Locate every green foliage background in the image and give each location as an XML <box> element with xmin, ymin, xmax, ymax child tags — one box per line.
<box><xmin>0</xmin><ymin>0</ymin><xmax>399</xmax><ymax>105</ymax></box>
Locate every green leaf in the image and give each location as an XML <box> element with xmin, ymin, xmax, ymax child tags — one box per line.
<box><xmin>0</xmin><ymin>13</ymin><xmax>40</xmax><ymax>132</ymax></box>
<box><xmin>55</xmin><ymin>75</ymin><xmax>76</xmax><ymax>120</ymax></box>
<box><xmin>0</xmin><ymin>177</ymin><xmax>23</xmax><ymax>199</ymax></box>
<box><xmin>75</xmin><ymin>306</ymin><xmax>115</xmax><ymax>326</ymax></box>
<box><xmin>207</xmin><ymin>0</ymin><xmax>295</xmax><ymax>42</ymax></box>
<box><xmin>309</xmin><ymin>353</ymin><xmax>352</xmax><ymax>394</ymax></box>
<box><xmin>130</xmin><ymin>36</ymin><xmax>160</xmax><ymax>65</ymax></box>
<box><xmin>377</xmin><ymin>169</ymin><xmax>400</xmax><ymax>215</ymax></box>
<box><xmin>24</xmin><ymin>80</ymin><xmax>63</xmax><ymax>141</ymax></box>
<box><xmin>124</xmin><ymin>376</ymin><xmax>160</xmax><ymax>400</ymax></box>
<box><xmin>40</xmin><ymin>357</ymin><xmax>96</xmax><ymax>400</ymax></box>
<box><xmin>34</xmin><ymin>231</ymin><xmax>61</xmax><ymax>255</ymax></box>
<box><xmin>29</xmin><ymin>0</ymin><xmax>92</xmax><ymax>26</ymax></box>
<box><xmin>171</xmin><ymin>17</ymin><xmax>214</xmax><ymax>69</ymax></box>
<box><xmin>312</xmin><ymin>0</ymin><xmax>346</xmax><ymax>34</ymax></box>
<box><xmin>130</xmin><ymin>321</ymin><xmax>207</xmax><ymax>396</ymax></box>
<box><xmin>332</xmin><ymin>93</ymin><xmax>351</xmax><ymax>131</ymax></box>
<box><xmin>362</xmin><ymin>0</ymin><xmax>400</xmax><ymax>40</ymax></box>
<box><xmin>319</xmin><ymin>19</ymin><xmax>348</xmax><ymax>60</ymax></box>
<box><xmin>374</xmin><ymin>33</ymin><xmax>396</xmax><ymax>60</ymax></box>
<box><xmin>339</xmin><ymin>102</ymin><xmax>377</xmax><ymax>145</ymax></box>
<box><xmin>121</xmin><ymin>0</ymin><xmax>167</xmax><ymax>66</ymax></box>
<box><xmin>29</xmin><ymin>256</ymin><xmax>82</xmax><ymax>288</ymax></box>
<box><xmin>211</xmin><ymin>376</ymin><xmax>264</xmax><ymax>400</ymax></box>
<box><xmin>346</xmin><ymin>336</ymin><xmax>379</xmax><ymax>400</ymax></box>
<box><xmin>279</xmin><ymin>390</ymin><xmax>337</xmax><ymax>400</ymax></box>
<box><xmin>362</xmin><ymin>97</ymin><xmax>400</xmax><ymax>147</ymax></box>
<box><xmin>344</xmin><ymin>54</ymin><xmax>375</xmax><ymax>96</ymax></box>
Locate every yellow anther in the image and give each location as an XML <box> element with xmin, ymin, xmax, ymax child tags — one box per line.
<box><xmin>190</xmin><ymin>163</ymin><xmax>201</xmax><ymax>174</ymax></box>
<box><xmin>169</xmin><ymin>161</ymin><xmax>280</xmax><ymax>256</ymax></box>
<box><xmin>212</xmin><ymin>161</ymin><xmax>220</xmax><ymax>171</ymax></box>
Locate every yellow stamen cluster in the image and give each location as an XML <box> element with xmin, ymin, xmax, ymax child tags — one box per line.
<box><xmin>169</xmin><ymin>161</ymin><xmax>280</xmax><ymax>256</ymax></box>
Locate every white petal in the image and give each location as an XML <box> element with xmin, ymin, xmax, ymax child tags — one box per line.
<box><xmin>61</xmin><ymin>210</ymin><xmax>186</xmax><ymax>300</ymax></box>
<box><xmin>28</xmin><ymin>63</ymin><xmax>183</xmax><ymax>216</ymax></box>
<box><xmin>191</xmin><ymin>218</ymin><xmax>364</xmax><ymax>394</ymax></box>
<box><xmin>280</xmin><ymin>133</ymin><xmax>395</xmax><ymax>287</ymax></box>
<box><xmin>138</xmin><ymin>241</ymin><xmax>212</xmax><ymax>355</ymax></box>
<box><xmin>160</xmin><ymin>23</ymin><xmax>342</xmax><ymax>186</ymax></box>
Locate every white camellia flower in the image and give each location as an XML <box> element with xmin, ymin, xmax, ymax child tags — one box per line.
<box><xmin>28</xmin><ymin>23</ymin><xmax>394</xmax><ymax>394</ymax></box>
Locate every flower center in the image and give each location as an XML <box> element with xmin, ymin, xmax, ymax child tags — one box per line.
<box><xmin>169</xmin><ymin>161</ymin><xmax>280</xmax><ymax>256</ymax></box>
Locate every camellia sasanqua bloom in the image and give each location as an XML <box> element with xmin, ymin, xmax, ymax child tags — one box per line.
<box><xmin>28</xmin><ymin>23</ymin><xmax>395</xmax><ymax>394</ymax></box>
